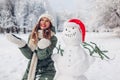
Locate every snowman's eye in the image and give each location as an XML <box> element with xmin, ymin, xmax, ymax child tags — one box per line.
<box><xmin>72</xmin><ymin>27</ymin><xmax>74</xmax><ymax>29</ymax></box>
<box><xmin>66</xmin><ymin>28</ymin><xmax>67</xmax><ymax>31</ymax></box>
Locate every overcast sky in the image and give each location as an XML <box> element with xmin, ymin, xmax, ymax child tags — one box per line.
<box><xmin>49</xmin><ymin>0</ymin><xmax>77</xmax><ymax>12</ymax></box>
<box><xmin>49</xmin><ymin>0</ymin><xmax>92</xmax><ymax>13</ymax></box>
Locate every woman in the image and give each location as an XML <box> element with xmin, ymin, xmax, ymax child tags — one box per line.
<box><xmin>6</xmin><ymin>13</ymin><xmax>57</xmax><ymax>80</ymax></box>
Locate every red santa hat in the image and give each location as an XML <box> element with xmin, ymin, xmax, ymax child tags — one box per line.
<box><xmin>64</xmin><ymin>19</ymin><xmax>86</xmax><ymax>42</ymax></box>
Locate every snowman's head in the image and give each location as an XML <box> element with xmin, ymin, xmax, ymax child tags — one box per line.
<box><xmin>62</xmin><ymin>19</ymin><xmax>86</xmax><ymax>46</ymax></box>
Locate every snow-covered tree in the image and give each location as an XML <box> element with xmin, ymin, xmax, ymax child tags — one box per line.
<box><xmin>91</xmin><ymin>0</ymin><xmax>120</xmax><ymax>31</ymax></box>
<box><xmin>105</xmin><ymin>0</ymin><xmax>120</xmax><ymax>29</ymax></box>
<box><xmin>0</xmin><ymin>9</ymin><xmax>14</xmax><ymax>28</ymax></box>
<box><xmin>14</xmin><ymin>0</ymin><xmax>28</xmax><ymax>28</ymax></box>
<box><xmin>0</xmin><ymin>0</ymin><xmax>15</xmax><ymax>28</ymax></box>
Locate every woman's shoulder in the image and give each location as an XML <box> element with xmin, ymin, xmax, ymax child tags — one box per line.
<box><xmin>51</xmin><ymin>26</ymin><xmax>56</xmax><ymax>33</ymax></box>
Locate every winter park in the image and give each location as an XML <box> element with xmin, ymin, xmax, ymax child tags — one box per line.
<box><xmin>1</xmin><ymin>0</ymin><xmax>120</xmax><ymax>80</ymax></box>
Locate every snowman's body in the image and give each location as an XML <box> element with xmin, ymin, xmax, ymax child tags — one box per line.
<box><xmin>53</xmin><ymin>45</ymin><xmax>90</xmax><ymax>80</ymax></box>
<box><xmin>53</xmin><ymin>20</ymin><xmax>93</xmax><ymax>80</ymax></box>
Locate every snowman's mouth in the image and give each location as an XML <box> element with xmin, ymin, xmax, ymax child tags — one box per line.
<box><xmin>65</xmin><ymin>32</ymin><xmax>76</xmax><ymax>37</ymax></box>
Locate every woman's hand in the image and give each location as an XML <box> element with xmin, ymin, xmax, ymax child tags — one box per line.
<box><xmin>37</xmin><ymin>38</ymin><xmax>51</xmax><ymax>49</ymax></box>
<box><xmin>6</xmin><ymin>34</ymin><xmax>26</xmax><ymax>48</ymax></box>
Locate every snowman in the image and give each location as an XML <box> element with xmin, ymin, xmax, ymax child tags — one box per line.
<box><xmin>52</xmin><ymin>19</ymin><xmax>93</xmax><ymax>80</ymax></box>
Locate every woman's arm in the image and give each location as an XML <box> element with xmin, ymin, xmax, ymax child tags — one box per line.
<box><xmin>19</xmin><ymin>35</ymin><xmax>33</xmax><ymax>59</ymax></box>
<box><xmin>19</xmin><ymin>44</ymin><xmax>33</xmax><ymax>59</ymax></box>
<box><xmin>6</xmin><ymin>34</ymin><xmax>33</xmax><ymax>59</ymax></box>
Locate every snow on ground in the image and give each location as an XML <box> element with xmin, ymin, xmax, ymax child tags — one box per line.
<box><xmin>0</xmin><ymin>32</ymin><xmax>120</xmax><ymax>80</ymax></box>
<box><xmin>84</xmin><ymin>32</ymin><xmax>120</xmax><ymax>80</ymax></box>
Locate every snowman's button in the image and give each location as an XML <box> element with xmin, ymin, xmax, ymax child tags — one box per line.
<box><xmin>69</xmin><ymin>50</ymin><xmax>71</xmax><ymax>52</ymax></box>
<box><xmin>69</xmin><ymin>55</ymin><xmax>71</xmax><ymax>57</ymax></box>
<box><xmin>68</xmin><ymin>65</ymin><xmax>70</xmax><ymax>67</ymax></box>
<box><xmin>69</xmin><ymin>59</ymin><xmax>71</xmax><ymax>62</ymax></box>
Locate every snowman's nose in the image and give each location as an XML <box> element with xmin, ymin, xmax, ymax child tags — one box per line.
<box><xmin>68</xmin><ymin>30</ymin><xmax>71</xmax><ymax>32</ymax></box>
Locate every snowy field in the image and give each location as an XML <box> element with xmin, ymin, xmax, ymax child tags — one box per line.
<box><xmin>0</xmin><ymin>32</ymin><xmax>120</xmax><ymax>80</ymax></box>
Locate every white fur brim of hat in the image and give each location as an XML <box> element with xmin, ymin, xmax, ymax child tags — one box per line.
<box><xmin>64</xmin><ymin>22</ymin><xmax>80</xmax><ymax>28</ymax></box>
<box><xmin>38</xmin><ymin>13</ymin><xmax>54</xmax><ymax>24</ymax></box>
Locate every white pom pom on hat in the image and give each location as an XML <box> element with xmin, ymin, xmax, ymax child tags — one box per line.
<box><xmin>64</xmin><ymin>19</ymin><xmax>86</xmax><ymax>42</ymax></box>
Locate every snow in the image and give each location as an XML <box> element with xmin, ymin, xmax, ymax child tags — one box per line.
<box><xmin>84</xmin><ymin>32</ymin><xmax>120</xmax><ymax>80</ymax></box>
<box><xmin>0</xmin><ymin>32</ymin><xmax>120</xmax><ymax>80</ymax></box>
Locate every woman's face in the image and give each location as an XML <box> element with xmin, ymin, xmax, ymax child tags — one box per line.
<box><xmin>40</xmin><ymin>17</ymin><xmax>51</xmax><ymax>30</ymax></box>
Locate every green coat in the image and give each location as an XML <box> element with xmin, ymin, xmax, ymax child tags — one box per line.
<box><xmin>19</xmin><ymin>35</ymin><xmax>57</xmax><ymax>80</ymax></box>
